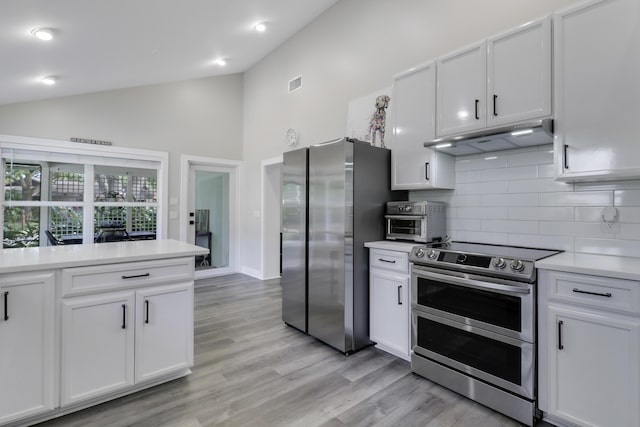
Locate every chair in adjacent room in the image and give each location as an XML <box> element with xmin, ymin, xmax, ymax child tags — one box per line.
<box><xmin>45</xmin><ymin>230</ymin><xmax>63</xmax><ymax>246</ymax></box>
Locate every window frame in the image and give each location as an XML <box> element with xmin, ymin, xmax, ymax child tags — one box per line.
<box><xmin>0</xmin><ymin>134</ymin><xmax>168</xmax><ymax>246</ymax></box>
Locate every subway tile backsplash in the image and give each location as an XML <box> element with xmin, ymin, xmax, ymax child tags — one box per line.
<box><xmin>411</xmin><ymin>144</ymin><xmax>640</xmax><ymax>257</ymax></box>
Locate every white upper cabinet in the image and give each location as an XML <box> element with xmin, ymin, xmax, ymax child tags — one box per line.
<box><xmin>437</xmin><ymin>41</ymin><xmax>487</xmax><ymax>136</ymax></box>
<box><xmin>487</xmin><ymin>17</ymin><xmax>551</xmax><ymax>127</ymax></box>
<box><xmin>436</xmin><ymin>17</ymin><xmax>551</xmax><ymax>137</ymax></box>
<box><xmin>391</xmin><ymin>62</ymin><xmax>455</xmax><ymax>190</ymax></box>
<box><xmin>554</xmin><ymin>0</ymin><xmax>640</xmax><ymax>181</ymax></box>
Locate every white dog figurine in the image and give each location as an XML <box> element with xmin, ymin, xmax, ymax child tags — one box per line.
<box><xmin>369</xmin><ymin>95</ymin><xmax>390</xmax><ymax>147</ymax></box>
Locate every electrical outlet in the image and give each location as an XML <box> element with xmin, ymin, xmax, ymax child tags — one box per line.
<box><xmin>600</xmin><ymin>206</ymin><xmax>619</xmax><ymax>233</ymax></box>
<box><xmin>601</xmin><ymin>221</ymin><xmax>620</xmax><ymax>233</ymax></box>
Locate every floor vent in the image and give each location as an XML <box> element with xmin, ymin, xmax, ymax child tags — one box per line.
<box><xmin>288</xmin><ymin>76</ymin><xmax>302</xmax><ymax>93</ymax></box>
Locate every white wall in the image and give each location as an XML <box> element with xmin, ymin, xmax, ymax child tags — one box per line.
<box><xmin>241</xmin><ymin>0</ymin><xmax>576</xmax><ymax>273</ymax></box>
<box><xmin>0</xmin><ymin>74</ymin><xmax>244</xmax><ymax>238</ymax></box>
<box><xmin>411</xmin><ymin>146</ymin><xmax>640</xmax><ymax>257</ymax></box>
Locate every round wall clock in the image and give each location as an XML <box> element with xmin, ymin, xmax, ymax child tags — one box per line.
<box><xmin>285</xmin><ymin>128</ymin><xmax>298</xmax><ymax>147</ymax></box>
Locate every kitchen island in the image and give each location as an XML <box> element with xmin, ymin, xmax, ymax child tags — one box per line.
<box><xmin>0</xmin><ymin>239</ymin><xmax>208</xmax><ymax>427</ymax></box>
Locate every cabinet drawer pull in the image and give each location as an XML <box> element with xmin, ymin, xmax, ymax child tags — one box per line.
<box><xmin>572</xmin><ymin>288</ymin><xmax>612</xmax><ymax>298</ymax></box>
<box><xmin>145</xmin><ymin>300</ymin><xmax>150</xmax><ymax>324</ymax></box>
<box><xmin>121</xmin><ymin>304</ymin><xmax>127</xmax><ymax>329</ymax></box>
<box><xmin>121</xmin><ymin>273</ymin><xmax>151</xmax><ymax>280</ymax></box>
<box><xmin>493</xmin><ymin>94</ymin><xmax>498</xmax><ymax>116</ymax></box>
<box><xmin>3</xmin><ymin>291</ymin><xmax>8</xmax><ymax>321</ymax></box>
<box><xmin>397</xmin><ymin>285</ymin><xmax>402</xmax><ymax>305</ymax></box>
<box><xmin>563</xmin><ymin>144</ymin><xmax>569</xmax><ymax>169</ymax></box>
<box><xmin>425</xmin><ymin>162</ymin><xmax>430</xmax><ymax>181</ymax></box>
<box><xmin>558</xmin><ymin>320</ymin><xmax>564</xmax><ymax>350</ymax></box>
<box><xmin>378</xmin><ymin>258</ymin><xmax>396</xmax><ymax>264</ymax></box>
<box><xmin>474</xmin><ymin>99</ymin><xmax>480</xmax><ymax>120</ymax></box>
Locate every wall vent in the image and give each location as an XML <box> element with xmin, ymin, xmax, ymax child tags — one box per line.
<box><xmin>288</xmin><ymin>76</ymin><xmax>302</xmax><ymax>93</ymax></box>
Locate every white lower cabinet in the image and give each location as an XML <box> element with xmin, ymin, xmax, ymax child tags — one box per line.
<box><xmin>62</xmin><ymin>282</ymin><xmax>194</xmax><ymax>406</ymax></box>
<box><xmin>539</xmin><ymin>270</ymin><xmax>640</xmax><ymax>427</ymax></box>
<box><xmin>369</xmin><ymin>248</ymin><xmax>410</xmax><ymax>361</ymax></box>
<box><xmin>0</xmin><ymin>272</ymin><xmax>55</xmax><ymax>424</ymax></box>
<box><xmin>61</xmin><ymin>291</ymin><xmax>136</xmax><ymax>405</ymax></box>
<box><xmin>135</xmin><ymin>283</ymin><xmax>194</xmax><ymax>383</ymax></box>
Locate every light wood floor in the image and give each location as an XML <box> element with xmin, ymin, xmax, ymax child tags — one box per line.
<box><xmin>36</xmin><ymin>274</ymin><xmax>533</xmax><ymax>427</ymax></box>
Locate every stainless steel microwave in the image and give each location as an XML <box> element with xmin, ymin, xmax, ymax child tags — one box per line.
<box><xmin>385</xmin><ymin>201</ymin><xmax>445</xmax><ymax>243</ymax></box>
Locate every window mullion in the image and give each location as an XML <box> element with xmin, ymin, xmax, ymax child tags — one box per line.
<box><xmin>84</xmin><ymin>164</ymin><xmax>95</xmax><ymax>244</ymax></box>
<box><xmin>40</xmin><ymin>162</ymin><xmax>50</xmax><ymax>247</ymax></box>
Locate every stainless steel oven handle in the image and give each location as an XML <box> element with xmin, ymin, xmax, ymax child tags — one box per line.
<box><xmin>385</xmin><ymin>215</ymin><xmax>424</xmax><ymax>220</ymax></box>
<box><xmin>414</xmin><ymin>269</ymin><xmax>530</xmax><ymax>295</ymax></box>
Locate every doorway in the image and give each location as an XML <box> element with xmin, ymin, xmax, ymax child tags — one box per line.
<box><xmin>180</xmin><ymin>155</ymin><xmax>240</xmax><ymax>279</ymax></box>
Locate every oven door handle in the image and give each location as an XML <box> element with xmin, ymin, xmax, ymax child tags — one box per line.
<box><xmin>415</xmin><ymin>270</ymin><xmax>531</xmax><ymax>296</ymax></box>
<box><xmin>385</xmin><ymin>215</ymin><xmax>424</xmax><ymax>220</ymax></box>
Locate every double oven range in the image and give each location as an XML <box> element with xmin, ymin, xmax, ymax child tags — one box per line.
<box><xmin>409</xmin><ymin>242</ymin><xmax>561</xmax><ymax>426</ymax></box>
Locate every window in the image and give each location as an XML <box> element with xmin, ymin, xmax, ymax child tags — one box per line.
<box><xmin>0</xmin><ymin>135</ymin><xmax>167</xmax><ymax>248</ymax></box>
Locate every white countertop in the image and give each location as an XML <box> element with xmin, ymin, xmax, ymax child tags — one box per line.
<box><xmin>365</xmin><ymin>240</ymin><xmax>419</xmax><ymax>253</ymax></box>
<box><xmin>0</xmin><ymin>239</ymin><xmax>209</xmax><ymax>274</ymax></box>
<box><xmin>537</xmin><ymin>252</ymin><xmax>640</xmax><ymax>281</ymax></box>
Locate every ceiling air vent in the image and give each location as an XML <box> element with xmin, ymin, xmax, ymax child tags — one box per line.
<box><xmin>288</xmin><ymin>75</ymin><xmax>302</xmax><ymax>93</ymax></box>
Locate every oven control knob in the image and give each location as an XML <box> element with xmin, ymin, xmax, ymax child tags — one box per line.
<box><xmin>510</xmin><ymin>259</ymin><xmax>525</xmax><ymax>272</ymax></box>
<box><xmin>415</xmin><ymin>248</ymin><xmax>425</xmax><ymax>258</ymax></box>
<box><xmin>493</xmin><ymin>257</ymin><xmax>506</xmax><ymax>269</ymax></box>
<box><xmin>427</xmin><ymin>249</ymin><xmax>437</xmax><ymax>259</ymax></box>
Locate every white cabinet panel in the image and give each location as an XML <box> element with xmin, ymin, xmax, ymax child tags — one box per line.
<box><xmin>61</xmin><ymin>291</ymin><xmax>135</xmax><ymax>406</ymax></box>
<box><xmin>369</xmin><ymin>248</ymin><xmax>410</xmax><ymax>361</ymax></box>
<box><xmin>392</xmin><ymin>62</ymin><xmax>455</xmax><ymax>190</ymax></box>
<box><xmin>555</xmin><ymin>0</ymin><xmax>640</xmax><ymax>180</ymax></box>
<box><xmin>135</xmin><ymin>282</ymin><xmax>194</xmax><ymax>383</ymax></box>
<box><xmin>487</xmin><ymin>16</ymin><xmax>551</xmax><ymax>127</ymax></box>
<box><xmin>0</xmin><ymin>272</ymin><xmax>55</xmax><ymax>424</ymax></box>
<box><xmin>437</xmin><ymin>41</ymin><xmax>487</xmax><ymax>136</ymax></box>
<box><xmin>545</xmin><ymin>305</ymin><xmax>640</xmax><ymax>427</ymax></box>
<box><xmin>370</xmin><ymin>270</ymin><xmax>409</xmax><ymax>361</ymax></box>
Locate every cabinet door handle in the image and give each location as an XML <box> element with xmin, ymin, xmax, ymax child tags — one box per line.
<box><xmin>121</xmin><ymin>304</ymin><xmax>127</xmax><ymax>329</ymax></box>
<box><xmin>121</xmin><ymin>273</ymin><xmax>150</xmax><ymax>280</ymax></box>
<box><xmin>145</xmin><ymin>300</ymin><xmax>150</xmax><ymax>324</ymax></box>
<box><xmin>474</xmin><ymin>99</ymin><xmax>480</xmax><ymax>120</ymax></box>
<box><xmin>378</xmin><ymin>258</ymin><xmax>396</xmax><ymax>264</ymax></box>
<box><xmin>572</xmin><ymin>288</ymin><xmax>612</xmax><ymax>298</ymax></box>
<box><xmin>493</xmin><ymin>94</ymin><xmax>498</xmax><ymax>116</ymax></box>
<box><xmin>563</xmin><ymin>144</ymin><xmax>569</xmax><ymax>169</ymax></box>
<box><xmin>425</xmin><ymin>162</ymin><xmax>430</xmax><ymax>181</ymax></box>
<box><xmin>558</xmin><ymin>320</ymin><xmax>564</xmax><ymax>350</ymax></box>
<box><xmin>397</xmin><ymin>285</ymin><xmax>403</xmax><ymax>305</ymax></box>
<box><xmin>3</xmin><ymin>291</ymin><xmax>8</xmax><ymax>321</ymax></box>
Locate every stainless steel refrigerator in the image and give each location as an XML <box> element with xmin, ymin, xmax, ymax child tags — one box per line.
<box><xmin>281</xmin><ymin>137</ymin><xmax>393</xmax><ymax>353</ymax></box>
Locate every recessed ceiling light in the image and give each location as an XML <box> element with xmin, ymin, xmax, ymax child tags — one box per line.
<box><xmin>213</xmin><ymin>58</ymin><xmax>227</xmax><ymax>66</ymax></box>
<box><xmin>31</xmin><ymin>28</ymin><xmax>54</xmax><ymax>41</ymax></box>
<box><xmin>255</xmin><ymin>23</ymin><xmax>267</xmax><ymax>32</ymax></box>
<box><xmin>41</xmin><ymin>76</ymin><xmax>56</xmax><ymax>85</ymax></box>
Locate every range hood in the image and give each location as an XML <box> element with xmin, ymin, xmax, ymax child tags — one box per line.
<box><xmin>424</xmin><ymin>118</ymin><xmax>553</xmax><ymax>156</ymax></box>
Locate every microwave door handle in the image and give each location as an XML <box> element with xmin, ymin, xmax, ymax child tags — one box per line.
<box><xmin>417</xmin><ymin>270</ymin><xmax>530</xmax><ymax>296</ymax></box>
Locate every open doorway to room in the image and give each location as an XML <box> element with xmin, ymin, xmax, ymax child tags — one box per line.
<box><xmin>180</xmin><ymin>155</ymin><xmax>240</xmax><ymax>279</ymax></box>
<box><xmin>261</xmin><ymin>156</ymin><xmax>282</xmax><ymax>280</ymax></box>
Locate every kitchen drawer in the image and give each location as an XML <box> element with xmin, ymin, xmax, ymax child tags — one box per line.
<box><xmin>370</xmin><ymin>249</ymin><xmax>409</xmax><ymax>274</ymax></box>
<box><xmin>546</xmin><ymin>271</ymin><xmax>640</xmax><ymax>316</ymax></box>
<box><xmin>62</xmin><ymin>257</ymin><xmax>193</xmax><ymax>297</ymax></box>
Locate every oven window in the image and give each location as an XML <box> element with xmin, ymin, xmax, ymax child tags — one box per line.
<box><xmin>388</xmin><ymin>219</ymin><xmax>421</xmax><ymax>235</ymax></box>
<box><xmin>417</xmin><ymin>317</ymin><xmax>522</xmax><ymax>385</ymax></box>
<box><xmin>417</xmin><ymin>277</ymin><xmax>522</xmax><ymax>331</ymax></box>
